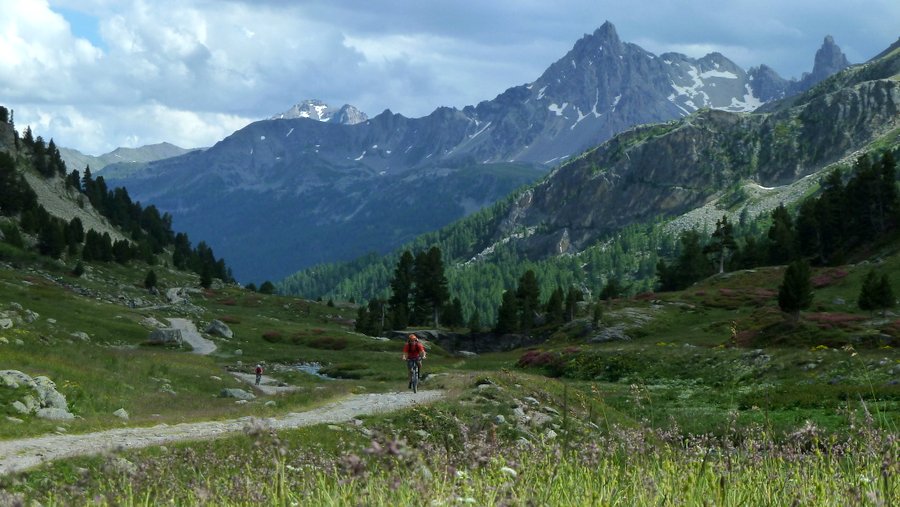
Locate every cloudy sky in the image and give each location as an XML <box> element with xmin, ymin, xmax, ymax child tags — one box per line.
<box><xmin>2</xmin><ymin>0</ymin><xmax>898</xmax><ymax>155</ymax></box>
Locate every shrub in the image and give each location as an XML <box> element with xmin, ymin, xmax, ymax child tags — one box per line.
<box><xmin>262</xmin><ymin>331</ymin><xmax>282</xmax><ymax>343</ymax></box>
<box><xmin>220</xmin><ymin>315</ymin><xmax>241</xmax><ymax>324</ymax></box>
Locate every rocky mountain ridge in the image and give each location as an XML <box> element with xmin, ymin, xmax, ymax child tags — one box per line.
<box><xmin>104</xmin><ymin>22</ymin><xmax>854</xmax><ymax>282</ymax></box>
<box><xmin>58</xmin><ymin>142</ymin><xmax>195</xmax><ymax>174</ymax></box>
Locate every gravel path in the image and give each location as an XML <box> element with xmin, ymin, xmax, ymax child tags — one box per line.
<box><xmin>0</xmin><ymin>390</ymin><xmax>444</xmax><ymax>475</ymax></box>
<box><xmin>168</xmin><ymin>318</ymin><xmax>216</xmax><ymax>355</ymax></box>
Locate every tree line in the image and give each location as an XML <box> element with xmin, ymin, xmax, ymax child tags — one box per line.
<box><xmin>0</xmin><ymin>108</ymin><xmax>232</xmax><ymax>286</ymax></box>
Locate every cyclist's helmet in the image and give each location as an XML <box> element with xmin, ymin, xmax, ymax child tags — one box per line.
<box><xmin>408</xmin><ymin>334</ymin><xmax>418</xmax><ymax>341</ymax></box>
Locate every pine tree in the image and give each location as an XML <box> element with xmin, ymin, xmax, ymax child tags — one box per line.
<box><xmin>545</xmin><ymin>286</ymin><xmax>565</xmax><ymax>325</ymax></box>
<box><xmin>516</xmin><ymin>269</ymin><xmax>540</xmax><ymax>333</ymax></box>
<box><xmin>411</xmin><ymin>247</ymin><xmax>449</xmax><ymax>327</ymax></box>
<box><xmin>200</xmin><ymin>264</ymin><xmax>213</xmax><ymax>289</ymax></box>
<box><xmin>467</xmin><ymin>310</ymin><xmax>481</xmax><ymax>333</ymax></box>
<box><xmin>592</xmin><ymin>301</ymin><xmax>603</xmax><ymax>327</ymax></box>
<box><xmin>860</xmin><ymin>271</ymin><xmax>896</xmax><ymax>317</ymax></box>
<box><xmin>144</xmin><ymin>269</ymin><xmax>158</xmax><ymax>290</ymax></box>
<box><xmin>259</xmin><ymin>281</ymin><xmax>275</xmax><ymax>294</ymax></box>
<box><xmin>495</xmin><ymin>290</ymin><xmax>519</xmax><ymax>334</ymax></box>
<box><xmin>38</xmin><ymin>220</ymin><xmax>66</xmax><ymax>258</ymax></box>
<box><xmin>858</xmin><ymin>271</ymin><xmax>879</xmax><ymax>313</ymax></box>
<box><xmin>767</xmin><ymin>204</ymin><xmax>795</xmax><ymax>264</ymax></box>
<box><xmin>599</xmin><ymin>278</ymin><xmax>624</xmax><ymax>300</ymax></box>
<box><xmin>704</xmin><ymin>215</ymin><xmax>737</xmax><ymax>274</ymax></box>
<box><xmin>778</xmin><ymin>260</ymin><xmax>813</xmax><ymax>322</ymax></box>
<box><xmin>388</xmin><ymin>251</ymin><xmax>415</xmax><ymax>329</ymax></box>
<box><xmin>565</xmin><ymin>287</ymin><xmax>581</xmax><ymax>322</ymax></box>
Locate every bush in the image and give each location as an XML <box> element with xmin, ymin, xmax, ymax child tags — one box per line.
<box><xmin>261</xmin><ymin>331</ymin><xmax>282</xmax><ymax>343</ymax></box>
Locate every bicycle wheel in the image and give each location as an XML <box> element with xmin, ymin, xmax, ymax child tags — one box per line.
<box><xmin>411</xmin><ymin>365</ymin><xmax>418</xmax><ymax>393</ymax></box>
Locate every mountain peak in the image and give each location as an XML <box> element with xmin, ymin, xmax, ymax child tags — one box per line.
<box><xmin>271</xmin><ymin>100</ymin><xmax>367</xmax><ymax>125</ymax></box>
<box><xmin>804</xmin><ymin>35</ymin><xmax>850</xmax><ymax>86</ymax></box>
<box><xmin>589</xmin><ymin>21</ymin><xmax>621</xmax><ymax>46</ymax></box>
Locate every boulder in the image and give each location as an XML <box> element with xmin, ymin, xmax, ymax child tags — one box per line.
<box><xmin>529</xmin><ymin>412</ymin><xmax>553</xmax><ymax>428</ymax></box>
<box><xmin>36</xmin><ymin>407</ymin><xmax>75</xmax><ymax>420</ymax></box>
<box><xmin>148</xmin><ymin>328</ymin><xmax>183</xmax><ymax>345</ymax></box>
<box><xmin>9</xmin><ymin>302</ymin><xmax>23</xmax><ymax>312</ymax></box>
<box><xmin>1</xmin><ymin>370</ymin><xmax>36</xmax><ymax>389</ymax></box>
<box><xmin>221</xmin><ymin>388</ymin><xmax>255</xmax><ymax>400</ymax></box>
<box><xmin>457</xmin><ymin>351</ymin><xmax>478</xmax><ymax>358</ymax></box>
<box><xmin>23</xmin><ymin>310</ymin><xmax>39</xmax><ymax>323</ymax></box>
<box><xmin>589</xmin><ymin>325</ymin><xmax>631</xmax><ymax>343</ymax></box>
<box><xmin>34</xmin><ymin>376</ymin><xmax>68</xmax><ymax>410</ymax></box>
<box><xmin>0</xmin><ymin>318</ymin><xmax>12</xmax><ymax>330</ymax></box>
<box><xmin>70</xmin><ymin>332</ymin><xmax>90</xmax><ymax>342</ymax></box>
<box><xmin>11</xmin><ymin>401</ymin><xmax>29</xmax><ymax>414</ymax></box>
<box><xmin>205</xmin><ymin>319</ymin><xmax>234</xmax><ymax>339</ymax></box>
<box><xmin>113</xmin><ymin>408</ymin><xmax>129</xmax><ymax>420</ymax></box>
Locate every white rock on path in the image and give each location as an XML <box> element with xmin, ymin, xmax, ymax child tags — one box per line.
<box><xmin>167</xmin><ymin>318</ymin><xmax>216</xmax><ymax>355</ymax></box>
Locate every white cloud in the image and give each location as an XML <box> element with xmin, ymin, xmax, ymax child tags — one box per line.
<box><xmin>1</xmin><ymin>0</ymin><xmax>897</xmax><ymax>155</ymax></box>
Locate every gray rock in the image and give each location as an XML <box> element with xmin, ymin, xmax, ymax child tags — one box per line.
<box><xmin>9</xmin><ymin>302</ymin><xmax>23</xmax><ymax>312</ymax></box>
<box><xmin>14</xmin><ymin>339</ymin><xmax>23</xmax><ymax>345</ymax></box>
<box><xmin>529</xmin><ymin>412</ymin><xmax>553</xmax><ymax>427</ymax></box>
<box><xmin>141</xmin><ymin>317</ymin><xmax>164</xmax><ymax>328</ymax></box>
<box><xmin>265</xmin><ymin>400</ymin><xmax>276</xmax><ymax>407</ymax></box>
<box><xmin>589</xmin><ymin>325</ymin><xmax>630</xmax><ymax>343</ymax></box>
<box><xmin>71</xmin><ymin>331</ymin><xmax>90</xmax><ymax>342</ymax></box>
<box><xmin>23</xmin><ymin>310</ymin><xmax>39</xmax><ymax>323</ymax></box>
<box><xmin>34</xmin><ymin>376</ymin><xmax>68</xmax><ymax>410</ymax></box>
<box><xmin>457</xmin><ymin>350</ymin><xmax>478</xmax><ymax>358</ymax></box>
<box><xmin>494</xmin><ymin>414</ymin><xmax>507</xmax><ymax>425</ymax></box>
<box><xmin>36</xmin><ymin>408</ymin><xmax>74</xmax><ymax>420</ymax></box>
<box><xmin>0</xmin><ymin>336</ymin><xmax>7</xmax><ymax>344</ymax></box>
<box><xmin>832</xmin><ymin>297</ymin><xmax>846</xmax><ymax>305</ymax></box>
<box><xmin>542</xmin><ymin>406</ymin><xmax>560</xmax><ymax>415</ymax></box>
<box><xmin>148</xmin><ymin>328</ymin><xmax>183</xmax><ymax>345</ymax></box>
<box><xmin>221</xmin><ymin>388</ymin><xmax>255</xmax><ymax>400</ymax></box>
<box><xmin>113</xmin><ymin>408</ymin><xmax>129</xmax><ymax>420</ymax></box>
<box><xmin>205</xmin><ymin>319</ymin><xmax>233</xmax><ymax>339</ymax></box>
<box><xmin>47</xmin><ymin>318</ymin><xmax>57</xmax><ymax>325</ymax></box>
<box><xmin>234</xmin><ymin>349</ymin><xmax>243</xmax><ymax>356</ymax></box>
<box><xmin>512</xmin><ymin>407</ymin><xmax>529</xmax><ymax>424</ymax></box>
<box><xmin>0</xmin><ymin>370</ymin><xmax>36</xmax><ymax>389</ymax></box>
<box><xmin>0</xmin><ymin>318</ymin><xmax>12</xmax><ymax>330</ymax></box>
<box><xmin>5</xmin><ymin>416</ymin><xmax>23</xmax><ymax>424</ymax></box>
<box><xmin>523</xmin><ymin>397</ymin><xmax>540</xmax><ymax>406</ymax></box>
<box><xmin>544</xmin><ymin>429</ymin><xmax>558</xmax><ymax>440</ymax></box>
<box><xmin>11</xmin><ymin>401</ymin><xmax>29</xmax><ymax>414</ymax></box>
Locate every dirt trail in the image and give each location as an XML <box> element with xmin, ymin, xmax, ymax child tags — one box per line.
<box><xmin>0</xmin><ymin>390</ymin><xmax>444</xmax><ymax>476</ymax></box>
<box><xmin>168</xmin><ymin>318</ymin><xmax>216</xmax><ymax>355</ymax></box>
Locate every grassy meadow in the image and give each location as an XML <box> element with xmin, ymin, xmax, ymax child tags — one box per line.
<box><xmin>1</xmin><ymin>238</ymin><xmax>899</xmax><ymax>505</ymax></box>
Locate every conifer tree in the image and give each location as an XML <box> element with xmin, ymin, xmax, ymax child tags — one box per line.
<box><xmin>516</xmin><ymin>269</ymin><xmax>540</xmax><ymax>333</ymax></box>
<box><xmin>767</xmin><ymin>204</ymin><xmax>795</xmax><ymax>264</ymax></box>
<box><xmin>778</xmin><ymin>260</ymin><xmax>813</xmax><ymax>322</ymax></box>
<box><xmin>545</xmin><ymin>286</ymin><xmax>565</xmax><ymax>325</ymax></box>
<box><xmin>259</xmin><ymin>281</ymin><xmax>276</xmax><ymax>294</ymax></box>
<box><xmin>411</xmin><ymin>247</ymin><xmax>449</xmax><ymax>327</ymax></box>
<box><xmin>467</xmin><ymin>310</ymin><xmax>481</xmax><ymax>333</ymax></box>
<box><xmin>388</xmin><ymin>250</ymin><xmax>415</xmax><ymax>329</ymax></box>
<box><xmin>565</xmin><ymin>287</ymin><xmax>581</xmax><ymax>322</ymax></box>
<box><xmin>859</xmin><ymin>271</ymin><xmax>896</xmax><ymax>317</ymax></box>
<box><xmin>704</xmin><ymin>215</ymin><xmax>737</xmax><ymax>274</ymax></box>
<box><xmin>144</xmin><ymin>269</ymin><xmax>158</xmax><ymax>290</ymax></box>
<box><xmin>495</xmin><ymin>290</ymin><xmax>519</xmax><ymax>334</ymax></box>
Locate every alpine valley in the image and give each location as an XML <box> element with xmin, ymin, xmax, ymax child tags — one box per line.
<box><xmin>103</xmin><ymin>22</ymin><xmax>852</xmax><ymax>283</ymax></box>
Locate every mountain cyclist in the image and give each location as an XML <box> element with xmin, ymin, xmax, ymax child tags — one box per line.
<box><xmin>402</xmin><ymin>334</ymin><xmax>426</xmax><ymax>389</ymax></box>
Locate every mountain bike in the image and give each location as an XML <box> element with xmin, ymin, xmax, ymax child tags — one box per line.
<box><xmin>407</xmin><ymin>358</ymin><xmax>421</xmax><ymax>393</ymax></box>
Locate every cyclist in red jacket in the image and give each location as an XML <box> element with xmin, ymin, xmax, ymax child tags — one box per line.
<box><xmin>402</xmin><ymin>334</ymin><xmax>426</xmax><ymax>389</ymax></box>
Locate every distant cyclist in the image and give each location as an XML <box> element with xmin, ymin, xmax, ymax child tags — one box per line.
<box><xmin>255</xmin><ymin>364</ymin><xmax>263</xmax><ymax>385</ymax></box>
<box><xmin>402</xmin><ymin>334</ymin><xmax>426</xmax><ymax>389</ymax></box>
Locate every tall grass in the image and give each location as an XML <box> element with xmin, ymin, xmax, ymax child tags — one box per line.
<box><xmin>7</xmin><ymin>412</ymin><xmax>896</xmax><ymax>506</ymax></box>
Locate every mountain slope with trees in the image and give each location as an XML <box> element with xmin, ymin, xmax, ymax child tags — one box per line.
<box><xmin>280</xmin><ymin>42</ymin><xmax>900</xmax><ymax>325</ymax></box>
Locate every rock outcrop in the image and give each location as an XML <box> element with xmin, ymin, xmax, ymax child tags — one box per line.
<box><xmin>205</xmin><ymin>319</ymin><xmax>233</xmax><ymax>339</ymax></box>
<box><xmin>1</xmin><ymin>370</ymin><xmax>75</xmax><ymax>420</ymax></box>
